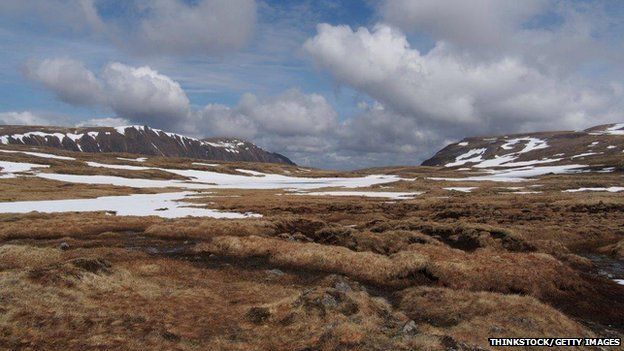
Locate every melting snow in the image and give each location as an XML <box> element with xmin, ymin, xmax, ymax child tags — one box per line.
<box><xmin>446</xmin><ymin>137</ymin><xmax>551</xmax><ymax>168</ymax></box>
<box><xmin>0</xmin><ymin>149</ymin><xmax>75</xmax><ymax>160</ymax></box>
<box><xmin>0</xmin><ymin>160</ymin><xmax>49</xmax><ymax>178</ymax></box>
<box><xmin>293</xmin><ymin>191</ymin><xmax>423</xmax><ymax>199</ymax></box>
<box><xmin>0</xmin><ymin>191</ymin><xmax>260</xmax><ymax>219</ymax></box>
<box><xmin>457</xmin><ymin>142</ymin><xmax>469</xmax><ymax>146</ymax></box>
<box><xmin>86</xmin><ymin>161</ymin><xmax>150</xmax><ymax>171</ymax></box>
<box><xmin>192</xmin><ymin>162</ymin><xmax>219</xmax><ymax>167</ymax></box>
<box><xmin>430</xmin><ymin>165</ymin><xmax>586</xmax><ymax>182</ymax></box>
<box><xmin>571</xmin><ymin>152</ymin><xmax>602</xmax><ymax>159</ymax></box>
<box><xmin>563</xmin><ymin>187</ymin><xmax>624</xmax><ymax>193</ymax></box>
<box><xmin>500</xmin><ymin>137</ymin><xmax>548</xmax><ymax>153</ymax></box>
<box><xmin>445</xmin><ymin>148</ymin><xmax>486</xmax><ymax>167</ymax></box>
<box><xmin>444</xmin><ymin>187</ymin><xmax>477</xmax><ymax>193</ymax></box>
<box><xmin>39</xmin><ymin>162</ymin><xmax>404</xmax><ymax>190</ymax></box>
<box><xmin>117</xmin><ymin>157</ymin><xmax>147</xmax><ymax>162</ymax></box>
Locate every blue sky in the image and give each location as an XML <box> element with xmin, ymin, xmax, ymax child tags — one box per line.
<box><xmin>1</xmin><ymin>0</ymin><xmax>623</xmax><ymax>169</ymax></box>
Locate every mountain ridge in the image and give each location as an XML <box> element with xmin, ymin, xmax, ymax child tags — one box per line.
<box><xmin>0</xmin><ymin>124</ymin><xmax>295</xmax><ymax>165</ymax></box>
<box><xmin>422</xmin><ymin>123</ymin><xmax>624</xmax><ymax>168</ymax></box>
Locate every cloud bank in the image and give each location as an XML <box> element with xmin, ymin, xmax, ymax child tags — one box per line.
<box><xmin>7</xmin><ymin>0</ymin><xmax>624</xmax><ymax>169</ymax></box>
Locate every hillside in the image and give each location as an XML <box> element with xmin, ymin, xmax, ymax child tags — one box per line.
<box><xmin>423</xmin><ymin>123</ymin><xmax>624</xmax><ymax>168</ymax></box>
<box><xmin>0</xmin><ymin>126</ymin><xmax>623</xmax><ymax>350</ymax></box>
<box><xmin>0</xmin><ymin>125</ymin><xmax>294</xmax><ymax>165</ymax></box>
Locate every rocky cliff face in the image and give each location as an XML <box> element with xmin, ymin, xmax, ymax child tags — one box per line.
<box><xmin>422</xmin><ymin>123</ymin><xmax>624</xmax><ymax>168</ymax></box>
<box><xmin>0</xmin><ymin>125</ymin><xmax>294</xmax><ymax>165</ymax></box>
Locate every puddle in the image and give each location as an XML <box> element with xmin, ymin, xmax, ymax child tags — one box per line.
<box><xmin>583</xmin><ymin>253</ymin><xmax>624</xmax><ymax>280</ymax></box>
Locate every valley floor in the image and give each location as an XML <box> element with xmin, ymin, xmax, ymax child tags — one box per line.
<box><xmin>0</xmin><ymin>145</ymin><xmax>623</xmax><ymax>350</ymax></box>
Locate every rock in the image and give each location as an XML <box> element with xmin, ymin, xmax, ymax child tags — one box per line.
<box><xmin>321</xmin><ymin>294</ymin><xmax>338</xmax><ymax>308</ymax></box>
<box><xmin>266</xmin><ymin>268</ymin><xmax>285</xmax><ymax>276</ymax></box>
<box><xmin>402</xmin><ymin>320</ymin><xmax>417</xmax><ymax>335</ymax></box>
<box><xmin>58</xmin><ymin>242</ymin><xmax>70</xmax><ymax>251</ymax></box>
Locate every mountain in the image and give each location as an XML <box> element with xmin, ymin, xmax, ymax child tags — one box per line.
<box><xmin>0</xmin><ymin>125</ymin><xmax>294</xmax><ymax>165</ymax></box>
<box><xmin>422</xmin><ymin>123</ymin><xmax>624</xmax><ymax>168</ymax></box>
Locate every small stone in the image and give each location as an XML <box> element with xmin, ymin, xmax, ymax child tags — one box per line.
<box><xmin>334</xmin><ymin>280</ymin><xmax>351</xmax><ymax>293</ymax></box>
<box><xmin>321</xmin><ymin>294</ymin><xmax>338</xmax><ymax>308</ymax></box>
<box><xmin>402</xmin><ymin>320</ymin><xmax>417</xmax><ymax>335</ymax></box>
<box><xmin>266</xmin><ymin>269</ymin><xmax>285</xmax><ymax>276</ymax></box>
<box><xmin>58</xmin><ymin>242</ymin><xmax>70</xmax><ymax>251</ymax></box>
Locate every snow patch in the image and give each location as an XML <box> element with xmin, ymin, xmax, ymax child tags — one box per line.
<box><xmin>563</xmin><ymin>187</ymin><xmax>624</xmax><ymax>193</ymax></box>
<box><xmin>443</xmin><ymin>187</ymin><xmax>477</xmax><ymax>193</ymax></box>
<box><xmin>0</xmin><ymin>160</ymin><xmax>49</xmax><ymax>178</ymax></box>
<box><xmin>0</xmin><ymin>191</ymin><xmax>260</xmax><ymax>219</ymax></box>
<box><xmin>117</xmin><ymin>157</ymin><xmax>147</xmax><ymax>162</ymax></box>
<box><xmin>445</xmin><ymin>148</ymin><xmax>486</xmax><ymax>167</ymax></box>
<box><xmin>430</xmin><ymin>165</ymin><xmax>586</xmax><ymax>182</ymax></box>
<box><xmin>0</xmin><ymin>149</ymin><xmax>75</xmax><ymax>160</ymax></box>
<box><xmin>293</xmin><ymin>191</ymin><xmax>423</xmax><ymax>199</ymax></box>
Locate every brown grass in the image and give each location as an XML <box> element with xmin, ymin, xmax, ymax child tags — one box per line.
<box><xmin>397</xmin><ymin>286</ymin><xmax>593</xmax><ymax>350</ymax></box>
<box><xmin>0</xmin><ymin>146</ymin><xmax>623</xmax><ymax>349</ymax></box>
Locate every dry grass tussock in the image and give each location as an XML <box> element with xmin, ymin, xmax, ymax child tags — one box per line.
<box><xmin>0</xmin><ymin>148</ymin><xmax>623</xmax><ymax>349</ymax></box>
<box><xmin>397</xmin><ymin>286</ymin><xmax>593</xmax><ymax>351</ymax></box>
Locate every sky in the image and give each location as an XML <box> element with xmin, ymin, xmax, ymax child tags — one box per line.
<box><xmin>1</xmin><ymin>0</ymin><xmax>623</xmax><ymax>169</ymax></box>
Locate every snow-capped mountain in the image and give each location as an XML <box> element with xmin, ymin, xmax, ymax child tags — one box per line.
<box><xmin>0</xmin><ymin>125</ymin><xmax>294</xmax><ymax>165</ymax></box>
<box><xmin>423</xmin><ymin>123</ymin><xmax>624</xmax><ymax>168</ymax></box>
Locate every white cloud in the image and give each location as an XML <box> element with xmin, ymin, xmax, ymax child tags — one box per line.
<box><xmin>26</xmin><ymin>60</ymin><xmax>191</xmax><ymax>129</ymax></box>
<box><xmin>0</xmin><ymin>0</ymin><xmax>104</xmax><ymax>33</ymax></box>
<box><xmin>24</xmin><ymin>58</ymin><xmax>103</xmax><ymax>106</ymax></box>
<box><xmin>0</xmin><ymin>111</ymin><xmax>54</xmax><ymax>126</ymax></box>
<box><xmin>75</xmin><ymin>117</ymin><xmax>131</xmax><ymax>127</ymax></box>
<box><xmin>304</xmin><ymin>23</ymin><xmax>624</xmax><ymax>139</ymax></box>
<box><xmin>101</xmin><ymin>63</ymin><xmax>190</xmax><ymax>128</ymax></box>
<box><xmin>379</xmin><ymin>0</ymin><xmax>546</xmax><ymax>49</ymax></box>
<box><xmin>130</xmin><ymin>0</ymin><xmax>257</xmax><ymax>55</ymax></box>
<box><xmin>196</xmin><ymin>89</ymin><xmax>338</xmax><ymax>154</ymax></box>
<box><xmin>1</xmin><ymin>0</ymin><xmax>256</xmax><ymax>57</ymax></box>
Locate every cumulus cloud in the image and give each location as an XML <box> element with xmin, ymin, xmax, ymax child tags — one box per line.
<box><xmin>0</xmin><ymin>0</ymin><xmax>104</xmax><ymax>33</ymax></box>
<box><xmin>101</xmin><ymin>63</ymin><xmax>190</xmax><ymax>129</ymax></box>
<box><xmin>303</xmin><ymin>23</ymin><xmax>624</xmax><ymax>150</ymax></box>
<box><xmin>0</xmin><ymin>111</ymin><xmax>55</xmax><ymax>126</ymax></box>
<box><xmin>24</xmin><ymin>58</ymin><xmax>103</xmax><ymax>106</ymax></box>
<box><xmin>196</xmin><ymin>89</ymin><xmax>338</xmax><ymax>154</ymax></box>
<box><xmin>1</xmin><ymin>0</ymin><xmax>256</xmax><ymax>56</ymax></box>
<box><xmin>75</xmin><ymin>117</ymin><xmax>131</xmax><ymax>127</ymax></box>
<box><xmin>130</xmin><ymin>0</ymin><xmax>257</xmax><ymax>55</ymax></box>
<box><xmin>26</xmin><ymin>60</ymin><xmax>191</xmax><ymax>129</ymax></box>
<box><xmin>379</xmin><ymin>0</ymin><xmax>546</xmax><ymax>49</ymax></box>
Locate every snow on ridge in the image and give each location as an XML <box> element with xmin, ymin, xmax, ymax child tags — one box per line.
<box><xmin>446</xmin><ymin>137</ymin><xmax>550</xmax><ymax>168</ymax></box>
<box><xmin>203</xmin><ymin>139</ymin><xmax>246</xmax><ymax>153</ymax></box>
<box><xmin>0</xmin><ymin>129</ymin><xmax>102</xmax><ymax>148</ymax></box>
<box><xmin>500</xmin><ymin>137</ymin><xmax>549</xmax><ymax>154</ymax></box>
<box><xmin>588</xmin><ymin>123</ymin><xmax>624</xmax><ymax>136</ymax></box>
<box><xmin>445</xmin><ymin>148</ymin><xmax>486</xmax><ymax>167</ymax></box>
<box><xmin>431</xmin><ymin>164</ymin><xmax>586</xmax><ymax>182</ymax></box>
